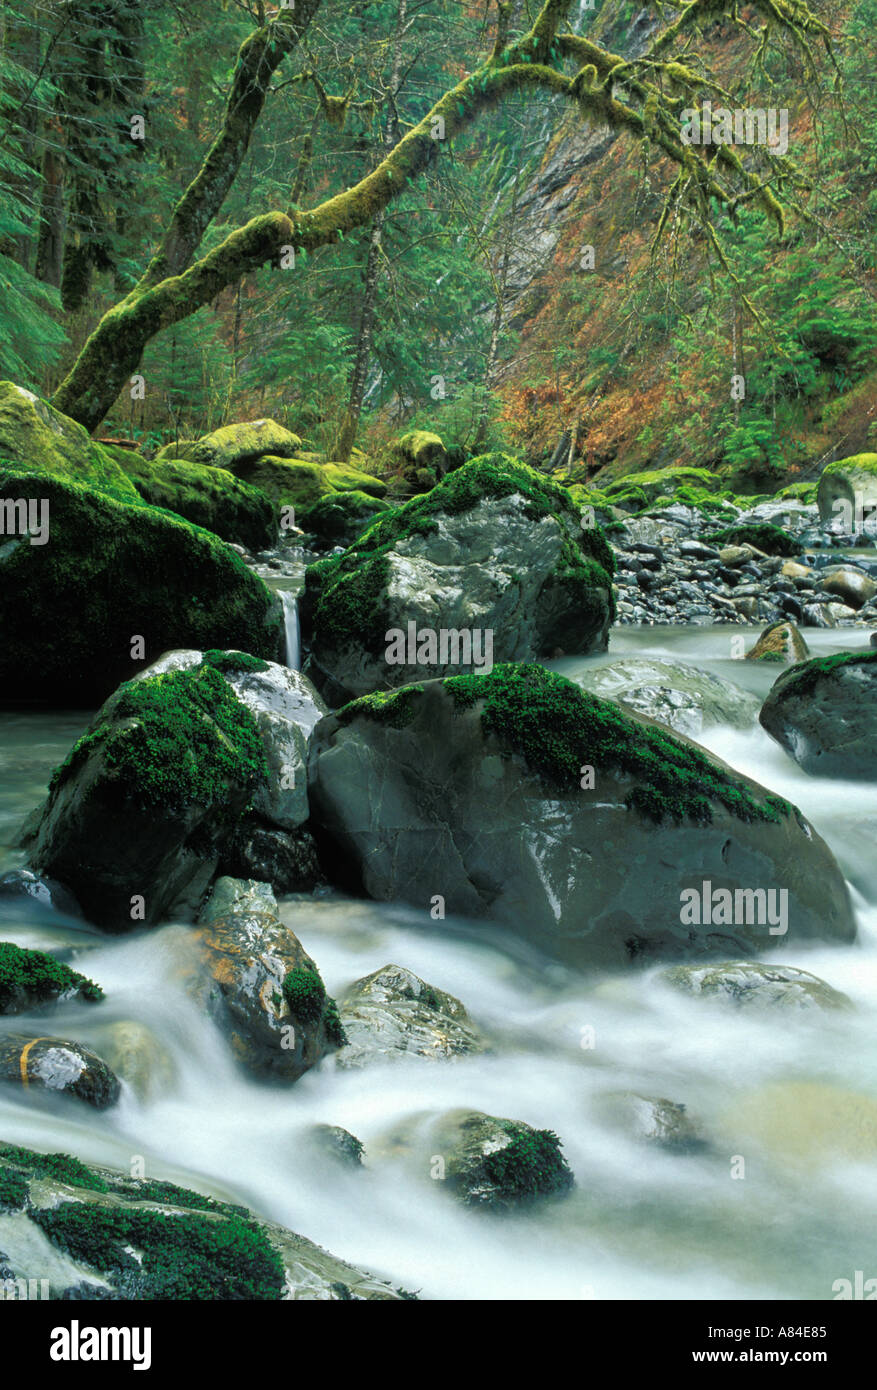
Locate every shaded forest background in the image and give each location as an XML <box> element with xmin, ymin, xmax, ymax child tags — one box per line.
<box><xmin>1</xmin><ymin>0</ymin><xmax>875</xmax><ymax>490</ymax></box>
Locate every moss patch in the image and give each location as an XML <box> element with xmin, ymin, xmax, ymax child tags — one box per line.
<box><xmin>283</xmin><ymin>963</ymin><xmax>346</xmax><ymax>1045</ymax></box>
<box><xmin>0</xmin><ymin>382</ymin><xmax>140</xmax><ymax>502</ymax></box>
<box><xmin>0</xmin><ymin>468</ymin><xmax>282</xmax><ymax>706</ymax></box>
<box><xmin>50</xmin><ymin>663</ymin><xmax>269</xmax><ymax>813</ymax></box>
<box><xmin>0</xmin><ymin>1143</ymin><xmax>108</xmax><ymax>1192</ymax></box>
<box><xmin>708</xmin><ymin>522</ymin><xmax>802</xmax><ymax>557</ymax></box>
<box><xmin>117</xmin><ymin>454</ymin><xmax>276</xmax><ymax>550</ymax></box>
<box><xmin>481</xmin><ymin>1123</ymin><xmax>573</xmax><ymax>1204</ymax></box>
<box><xmin>772</xmin><ymin>649</ymin><xmax>877</xmax><ymax>699</ymax></box>
<box><xmin>201</xmin><ymin>649</ymin><xmax>270</xmax><ymax>676</ymax></box>
<box><xmin>0</xmin><ymin>942</ymin><xmax>103</xmax><ymax>1011</ymax></box>
<box><xmin>30</xmin><ymin>1201</ymin><xmax>285</xmax><ymax>1300</ymax></box>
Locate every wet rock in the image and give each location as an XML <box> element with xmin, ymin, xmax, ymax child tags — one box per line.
<box><xmin>819</xmin><ymin>566</ymin><xmax>877</xmax><ymax>610</ymax></box>
<box><xmin>0</xmin><ymin>1035</ymin><xmax>120</xmax><ymax>1107</ymax></box>
<box><xmin>0</xmin><ymin>941</ymin><xmax>103</xmax><ymax>1014</ymax></box>
<box><xmin>190</xmin><ymin>877</ymin><xmax>344</xmax><ymax>1080</ymax></box>
<box><xmin>573</xmin><ymin>657</ymin><xmax>760</xmax><ymax>735</ymax></box>
<box><xmin>661</xmin><ymin>960</ymin><xmax>852</xmax><ymax>1012</ymax></box>
<box><xmin>335</xmin><ymin>964</ymin><xmax>484</xmax><ymax>1068</ymax></box>
<box><xmin>391</xmin><ymin>1109</ymin><xmax>574</xmax><ymax>1210</ymax></box>
<box><xmin>219</xmin><ymin>822</ymin><xmax>323</xmax><ymax>894</ymax></box>
<box><xmin>305</xmin><ymin>1124</ymin><xmax>365</xmax><ymax>1168</ymax></box>
<box><xmin>309</xmin><ymin>666</ymin><xmax>855</xmax><ymax>968</ymax></box>
<box><xmin>759</xmin><ymin>650</ymin><xmax>877</xmax><ymax>778</ymax></box>
<box><xmin>0</xmin><ymin>1141</ymin><xmax>409</xmax><ymax>1298</ymax></box>
<box><xmin>746</xmin><ymin>621</ymin><xmax>809</xmax><ymax>665</ymax></box>
<box><xmin>90</xmin><ymin>1021</ymin><xmax>176</xmax><ymax>1102</ymax></box>
<box><xmin>0</xmin><ymin>871</ymin><xmax>82</xmax><ymax>920</ymax></box>
<box><xmin>598</xmin><ymin>1092</ymin><xmax>708</xmax><ymax>1152</ymax></box>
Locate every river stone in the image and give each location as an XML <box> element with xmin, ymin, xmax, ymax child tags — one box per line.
<box><xmin>818</xmin><ymin>565</ymin><xmax>877</xmax><ymax>610</ymax></box>
<box><xmin>0</xmin><ymin>1035</ymin><xmax>119</xmax><ymax>1107</ymax></box>
<box><xmin>816</xmin><ymin>453</ymin><xmax>877</xmax><ymax>527</ymax></box>
<box><xmin>0</xmin><ymin>870</ymin><xmax>82</xmax><ymax>921</ymax></box>
<box><xmin>136</xmin><ymin>650</ymin><xmax>328</xmax><ymax>832</ymax></box>
<box><xmin>572</xmin><ymin>657</ymin><xmax>760</xmax><ymax>735</ymax></box>
<box><xmin>308</xmin><ymin>665</ymin><xmax>856</xmax><ymax>969</ymax></box>
<box><xmin>0</xmin><ymin>1142</ymin><xmax>409</xmax><ymax>1298</ymax></box>
<box><xmin>300</xmin><ymin>455</ymin><xmax>614</xmax><ymax>702</ymax></box>
<box><xmin>162</xmin><ymin>418</ymin><xmax>303</xmax><ymax>470</ymax></box>
<box><xmin>304</xmin><ymin>1124</ymin><xmax>365</xmax><ymax>1167</ymax></box>
<box><xmin>661</xmin><ymin>960</ymin><xmax>852</xmax><ymax>1012</ymax></box>
<box><xmin>21</xmin><ymin>660</ymin><xmax>270</xmax><ymax>928</ymax></box>
<box><xmin>746</xmin><ymin>621</ymin><xmax>809</xmax><ymax>665</ymax></box>
<box><xmin>597</xmin><ymin>1092</ymin><xmax>708</xmax><ymax>1151</ymax></box>
<box><xmin>334</xmin><ymin>964</ymin><xmax>484</xmax><ymax>1069</ymax></box>
<box><xmin>386</xmin><ymin>1109</ymin><xmax>574</xmax><ymax>1210</ymax></box>
<box><xmin>90</xmin><ymin>1020</ymin><xmax>177</xmax><ymax>1101</ymax></box>
<box><xmin>759</xmin><ymin>651</ymin><xmax>877</xmax><ymax>778</ymax></box>
<box><xmin>189</xmin><ymin>877</ymin><xmax>344</xmax><ymax>1081</ymax></box>
<box><xmin>781</xmin><ymin>560</ymin><xmax>812</xmax><ymax>582</ymax></box>
<box><xmin>720</xmin><ymin>1082</ymin><xmax>877</xmax><ymax>1167</ymax></box>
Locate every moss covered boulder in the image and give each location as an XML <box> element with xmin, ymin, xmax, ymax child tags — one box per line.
<box><xmin>0</xmin><ymin>1141</ymin><xmax>407</xmax><ymax>1297</ymax></box>
<box><xmin>160</xmin><ymin>418</ymin><xmax>302</xmax><ymax>471</ymax></box>
<box><xmin>708</xmin><ymin>521</ymin><xmax>802</xmax><ymax>558</ymax></box>
<box><xmin>22</xmin><ymin>662</ymin><xmax>272</xmax><ymax>928</ymax></box>
<box><xmin>188</xmin><ymin>877</ymin><xmax>345</xmax><ymax>1080</ymax></box>
<box><xmin>298</xmin><ymin>489</ymin><xmax>391</xmax><ymax>548</ymax></box>
<box><xmin>301</xmin><ymin>455</ymin><xmax>615</xmax><ymax>702</ymax></box>
<box><xmin>383</xmin><ymin>429</ymin><xmax>448</xmax><ymax>492</ymax></box>
<box><xmin>0</xmin><ymin>941</ymin><xmax>103</xmax><ymax>1014</ymax></box>
<box><xmin>0</xmin><ymin>470</ymin><xmax>282</xmax><ymax>706</ymax></box>
<box><xmin>308</xmin><ymin>665</ymin><xmax>855</xmax><ymax>967</ymax></box>
<box><xmin>816</xmin><ymin>453</ymin><xmax>877</xmax><ymax>527</ymax></box>
<box><xmin>746</xmin><ymin>621</ymin><xmax>809</xmax><ymax>665</ymax></box>
<box><xmin>383</xmin><ymin>1109</ymin><xmax>574</xmax><ymax>1210</ymax></box>
<box><xmin>230</xmin><ymin>456</ymin><xmax>386</xmax><ymax>526</ymax></box>
<box><xmin>116</xmin><ymin>453</ymin><xmax>276</xmax><ymax>549</ymax></box>
<box><xmin>759</xmin><ymin>650</ymin><xmax>877</xmax><ymax>778</ymax></box>
<box><xmin>603</xmin><ymin>466</ymin><xmax>721</xmax><ymax>506</ymax></box>
<box><xmin>0</xmin><ymin>381</ymin><xmax>139</xmax><ymax>501</ymax></box>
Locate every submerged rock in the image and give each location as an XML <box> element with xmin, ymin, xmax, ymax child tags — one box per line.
<box><xmin>300</xmin><ymin>455</ymin><xmax>615</xmax><ymax>702</ymax></box>
<box><xmin>384</xmin><ymin>1109</ymin><xmax>574</xmax><ymax>1210</ymax></box>
<box><xmin>661</xmin><ymin>960</ymin><xmax>852</xmax><ymax>1012</ymax></box>
<box><xmin>334</xmin><ymin>964</ymin><xmax>484</xmax><ymax>1068</ymax></box>
<box><xmin>0</xmin><ymin>1035</ymin><xmax>119</xmax><ymax>1107</ymax></box>
<box><xmin>573</xmin><ymin>657</ymin><xmax>760</xmax><ymax>735</ymax></box>
<box><xmin>0</xmin><ymin>1141</ymin><xmax>408</xmax><ymax>1298</ymax></box>
<box><xmin>720</xmin><ymin>1082</ymin><xmax>877</xmax><ymax>1167</ymax></box>
<box><xmin>308</xmin><ymin>665</ymin><xmax>855</xmax><ymax>968</ymax></box>
<box><xmin>597</xmin><ymin>1092</ymin><xmax>708</xmax><ymax>1152</ymax></box>
<box><xmin>190</xmin><ymin>877</ymin><xmax>345</xmax><ymax>1080</ymax></box>
<box><xmin>90</xmin><ymin>1021</ymin><xmax>177</xmax><ymax>1102</ymax></box>
<box><xmin>0</xmin><ymin>469</ymin><xmax>282</xmax><ymax>706</ymax></box>
<box><xmin>0</xmin><ymin>870</ymin><xmax>82</xmax><ymax>920</ymax></box>
<box><xmin>746</xmin><ymin>621</ymin><xmax>809</xmax><ymax>665</ymax></box>
<box><xmin>305</xmin><ymin>1124</ymin><xmax>365</xmax><ymax>1168</ymax></box>
<box><xmin>759</xmin><ymin>650</ymin><xmax>877</xmax><ymax>779</ymax></box>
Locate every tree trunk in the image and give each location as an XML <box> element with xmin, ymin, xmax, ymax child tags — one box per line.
<box><xmin>35</xmin><ymin>143</ymin><xmax>65</xmax><ymax>286</ymax></box>
<box><xmin>334</xmin><ymin>211</ymin><xmax>384</xmax><ymax>460</ymax></box>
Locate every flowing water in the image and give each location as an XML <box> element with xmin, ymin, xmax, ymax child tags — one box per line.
<box><xmin>1</xmin><ymin>625</ymin><xmax>876</xmax><ymax>1300</ymax></box>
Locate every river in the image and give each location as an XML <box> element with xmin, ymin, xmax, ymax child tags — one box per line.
<box><xmin>1</xmin><ymin>624</ymin><xmax>875</xmax><ymax>1300</ymax></box>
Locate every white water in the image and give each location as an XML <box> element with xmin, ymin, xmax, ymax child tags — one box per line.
<box><xmin>279</xmin><ymin>589</ymin><xmax>301</xmax><ymax>671</ymax></box>
<box><xmin>1</xmin><ymin>625</ymin><xmax>877</xmax><ymax>1300</ymax></box>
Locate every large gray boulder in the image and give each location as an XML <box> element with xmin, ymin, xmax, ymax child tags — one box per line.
<box><xmin>759</xmin><ymin>651</ymin><xmax>877</xmax><ymax>779</ymax></box>
<box><xmin>300</xmin><ymin>456</ymin><xmax>615</xmax><ymax>702</ymax></box>
<box><xmin>308</xmin><ymin>665</ymin><xmax>856</xmax><ymax>968</ymax></box>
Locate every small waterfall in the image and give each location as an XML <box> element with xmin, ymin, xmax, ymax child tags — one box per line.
<box><xmin>279</xmin><ymin>590</ymin><xmax>300</xmax><ymax>670</ymax></box>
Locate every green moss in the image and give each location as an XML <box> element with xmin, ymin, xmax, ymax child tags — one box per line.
<box><xmin>50</xmin><ymin>663</ymin><xmax>269</xmax><ymax>813</ymax></box>
<box><xmin>0</xmin><ymin>468</ymin><xmax>282</xmax><ymax>706</ymax></box>
<box><xmin>30</xmin><ymin>1201</ymin><xmax>285</xmax><ymax>1300</ymax></box>
<box><xmin>0</xmin><ymin>382</ymin><xmax>140</xmax><ymax>502</ymax></box>
<box><xmin>202</xmin><ymin>649</ymin><xmax>270</xmax><ymax>675</ymax></box>
<box><xmin>0</xmin><ymin>1169</ymin><xmax>28</xmax><ymax>1211</ymax></box>
<box><xmin>0</xmin><ymin>942</ymin><xmax>103</xmax><ymax>1011</ymax></box>
<box><xmin>481</xmin><ymin>1123</ymin><xmax>573</xmax><ymax>1203</ymax></box>
<box><xmin>773</xmin><ymin>649</ymin><xmax>877</xmax><ymax>699</ymax></box>
<box><xmin>603</xmin><ymin>466</ymin><xmax>720</xmax><ymax>500</ymax></box>
<box><xmin>283</xmin><ymin>964</ymin><xmax>347</xmax><ymax>1045</ymax></box>
<box><xmin>336</xmin><ymin>684</ymin><xmax>424</xmax><ymax>729</ymax></box>
<box><xmin>117</xmin><ymin>454</ymin><xmax>276</xmax><ymax>550</ymax></box>
<box><xmin>439</xmin><ymin>664</ymin><xmax>790</xmax><ymax>825</ymax></box>
<box><xmin>821</xmin><ymin>453</ymin><xmax>877</xmax><ymax>480</ymax></box>
<box><xmin>708</xmin><ymin>522</ymin><xmax>802</xmax><ymax>557</ymax></box>
<box><xmin>298</xmin><ymin>489</ymin><xmax>391</xmax><ymax>545</ymax></box>
<box><xmin>304</xmin><ymin>455</ymin><xmax>615</xmax><ymax>651</ymax></box>
<box><xmin>103</xmin><ymin>1175</ymin><xmax>248</xmax><ymax>1218</ymax></box>
<box><xmin>0</xmin><ymin>1143</ymin><xmax>108</xmax><ymax>1192</ymax></box>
